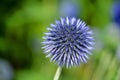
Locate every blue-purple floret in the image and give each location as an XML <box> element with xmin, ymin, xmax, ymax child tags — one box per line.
<box><xmin>42</xmin><ymin>17</ymin><xmax>94</xmax><ymax>68</ymax></box>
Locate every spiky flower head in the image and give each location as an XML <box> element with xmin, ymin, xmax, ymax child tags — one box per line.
<box><xmin>42</xmin><ymin>17</ymin><xmax>94</xmax><ymax>68</ymax></box>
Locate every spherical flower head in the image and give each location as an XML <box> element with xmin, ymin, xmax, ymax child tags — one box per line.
<box><xmin>42</xmin><ymin>17</ymin><xmax>94</xmax><ymax>68</ymax></box>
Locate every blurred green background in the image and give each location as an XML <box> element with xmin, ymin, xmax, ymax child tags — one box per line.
<box><xmin>0</xmin><ymin>0</ymin><xmax>120</xmax><ymax>80</ymax></box>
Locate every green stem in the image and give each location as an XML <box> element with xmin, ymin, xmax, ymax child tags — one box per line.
<box><xmin>53</xmin><ymin>67</ymin><xmax>62</xmax><ymax>80</ymax></box>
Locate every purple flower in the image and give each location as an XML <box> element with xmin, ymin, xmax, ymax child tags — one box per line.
<box><xmin>112</xmin><ymin>2</ymin><xmax>120</xmax><ymax>26</ymax></box>
<box><xmin>42</xmin><ymin>17</ymin><xmax>94</xmax><ymax>68</ymax></box>
<box><xmin>59</xmin><ymin>0</ymin><xmax>80</xmax><ymax>17</ymax></box>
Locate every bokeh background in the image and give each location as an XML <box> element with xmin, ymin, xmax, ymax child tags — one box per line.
<box><xmin>0</xmin><ymin>0</ymin><xmax>120</xmax><ymax>80</ymax></box>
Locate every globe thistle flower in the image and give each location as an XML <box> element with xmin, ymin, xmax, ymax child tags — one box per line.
<box><xmin>42</xmin><ymin>17</ymin><xmax>94</xmax><ymax>68</ymax></box>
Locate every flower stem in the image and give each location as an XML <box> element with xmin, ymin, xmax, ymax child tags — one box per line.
<box><xmin>54</xmin><ymin>67</ymin><xmax>62</xmax><ymax>80</ymax></box>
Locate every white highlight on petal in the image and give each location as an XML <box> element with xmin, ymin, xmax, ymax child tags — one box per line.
<box><xmin>77</xmin><ymin>19</ymin><xmax>80</xmax><ymax>25</ymax></box>
<box><xmin>66</xmin><ymin>17</ymin><xmax>69</xmax><ymax>25</ymax></box>
<box><xmin>51</xmin><ymin>24</ymin><xmax>56</xmax><ymax>28</ymax></box>
<box><xmin>87</xmin><ymin>31</ymin><xmax>93</xmax><ymax>35</ymax></box>
<box><xmin>81</xmin><ymin>56</ymin><xmax>87</xmax><ymax>63</ymax></box>
<box><xmin>60</xmin><ymin>17</ymin><xmax>64</xmax><ymax>25</ymax></box>
<box><xmin>71</xmin><ymin>17</ymin><xmax>76</xmax><ymax>25</ymax></box>
<box><xmin>84</xmin><ymin>54</ymin><xmax>89</xmax><ymax>59</ymax></box>
<box><xmin>80</xmin><ymin>22</ymin><xmax>86</xmax><ymax>30</ymax></box>
<box><xmin>63</xmin><ymin>53</ymin><xmax>67</xmax><ymax>64</ymax></box>
<box><xmin>47</xmin><ymin>28</ymin><xmax>52</xmax><ymax>31</ymax></box>
<box><xmin>42</xmin><ymin>41</ymin><xmax>54</xmax><ymax>44</ymax></box>
<box><xmin>66</xmin><ymin>53</ymin><xmax>70</xmax><ymax>68</ymax></box>
<box><xmin>44</xmin><ymin>32</ymin><xmax>52</xmax><ymax>36</ymax></box>
<box><xmin>77</xmin><ymin>21</ymin><xmax>82</xmax><ymax>28</ymax></box>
